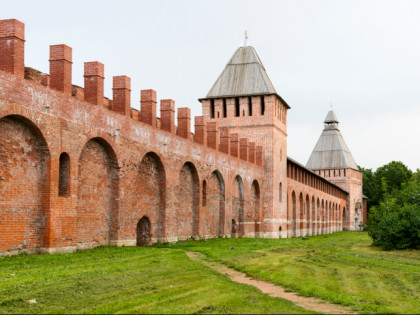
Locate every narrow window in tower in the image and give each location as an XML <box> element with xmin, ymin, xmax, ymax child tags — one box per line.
<box><xmin>248</xmin><ymin>97</ymin><xmax>252</xmax><ymax>116</ymax></box>
<box><xmin>217</xmin><ymin>112</ymin><xmax>220</xmax><ymax>118</ymax></box>
<box><xmin>261</xmin><ymin>96</ymin><xmax>265</xmax><ymax>115</ymax></box>
<box><xmin>59</xmin><ymin>152</ymin><xmax>70</xmax><ymax>197</ymax></box>
<box><xmin>223</xmin><ymin>98</ymin><xmax>227</xmax><ymax>117</ymax></box>
<box><xmin>235</xmin><ymin>98</ymin><xmax>240</xmax><ymax>117</ymax></box>
<box><xmin>210</xmin><ymin>99</ymin><xmax>215</xmax><ymax>118</ymax></box>
<box><xmin>202</xmin><ymin>180</ymin><xmax>207</xmax><ymax>206</ymax></box>
<box><xmin>279</xmin><ymin>182</ymin><xmax>282</xmax><ymax>202</ymax></box>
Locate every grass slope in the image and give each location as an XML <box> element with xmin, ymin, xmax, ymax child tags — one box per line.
<box><xmin>161</xmin><ymin>232</ymin><xmax>420</xmax><ymax>314</ymax></box>
<box><xmin>0</xmin><ymin>246</ymin><xmax>312</xmax><ymax>314</ymax></box>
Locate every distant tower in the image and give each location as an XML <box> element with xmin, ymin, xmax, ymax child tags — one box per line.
<box><xmin>306</xmin><ymin>110</ymin><xmax>363</xmax><ymax>230</ymax></box>
<box><xmin>199</xmin><ymin>34</ymin><xmax>290</xmax><ymax>238</ymax></box>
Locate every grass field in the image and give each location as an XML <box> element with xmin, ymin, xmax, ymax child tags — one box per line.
<box><xmin>161</xmin><ymin>232</ymin><xmax>420</xmax><ymax>314</ymax></box>
<box><xmin>0</xmin><ymin>232</ymin><xmax>418</xmax><ymax>314</ymax></box>
<box><xmin>0</xmin><ymin>246</ymin><xmax>313</xmax><ymax>314</ymax></box>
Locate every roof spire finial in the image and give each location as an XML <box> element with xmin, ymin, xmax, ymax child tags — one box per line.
<box><xmin>330</xmin><ymin>102</ymin><xmax>333</xmax><ymax>109</ymax></box>
<box><xmin>242</xmin><ymin>30</ymin><xmax>250</xmax><ymax>47</ymax></box>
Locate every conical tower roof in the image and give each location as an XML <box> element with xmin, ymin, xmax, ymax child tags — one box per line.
<box><xmin>306</xmin><ymin>110</ymin><xmax>358</xmax><ymax>170</ymax></box>
<box><xmin>206</xmin><ymin>42</ymin><xmax>277</xmax><ymax>98</ymax></box>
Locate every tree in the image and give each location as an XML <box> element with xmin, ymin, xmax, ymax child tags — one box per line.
<box><xmin>374</xmin><ymin>161</ymin><xmax>412</xmax><ymax>197</ymax></box>
<box><xmin>359</xmin><ymin>166</ymin><xmax>377</xmax><ymax>209</ymax></box>
<box><xmin>368</xmin><ymin>173</ymin><xmax>420</xmax><ymax>250</ymax></box>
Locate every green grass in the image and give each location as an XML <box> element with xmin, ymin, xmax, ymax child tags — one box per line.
<box><xmin>160</xmin><ymin>232</ymin><xmax>420</xmax><ymax>314</ymax></box>
<box><xmin>0</xmin><ymin>246</ymin><xmax>313</xmax><ymax>314</ymax></box>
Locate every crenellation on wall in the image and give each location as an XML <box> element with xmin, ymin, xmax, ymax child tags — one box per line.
<box><xmin>239</xmin><ymin>138</ymin><xmax>248</xmax><ymax>161</ymax></box>
<box><xmin>112</xmin><ymin>75</ymin><xmax>131</xmax><ymax>116</ymax></box>
<box><xmin>230</xmin><ymin>133</ymin><xmax>239</xmax><ymax>158</ymax></box>
<box><xmin>219</xmin><ymin>127</ymin><xmax>230</xmax><ymax>154</ymax></box>
<box><xmin>207</xmin><ymin>121</ymin><xmax>219</xmax><ymax>150</ymax></box>
<box><xmin>83</xmin><ymin>61</ymin><xmax>104</xmax><ymax>106</ymax></box>
<box><xmin>49</xmin><ymin>44</ymin><xmax>72</xmax><ymax>96</ymax></box>
<box><xmin>139</xmin><ymin>89</ymin><xmax>157</xmax><ymax>126</ymax></box>
<box><xmin>176</xmin><ymin>107</ymin><xmax>191</xmax><ymax>140</ymax></box>
<box><xmin>0</xmin><ymin>19</ymin><xmax>25</xmax><ymax>78</ymax></box>
<box><xmin>193</xmin><ymin>116</ymin><xmax>207</xmax><ymax>145</ymax></box>
<box><xmin>160</xmin><ymin>99</ymin><xmax>176</xmax><ymax>133</ymax></box>
<box><xmin>248</xmin><ymin>142</ymin><xmax>256</xmax><ymax>163</ymax></box>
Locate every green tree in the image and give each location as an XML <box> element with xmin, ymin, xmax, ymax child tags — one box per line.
<box><xmin>358</xmin><ymin>166</ymin><xmax>377</xmax><ymax>208</ymax></box>
<box><xmin>374</xmin><ymin>161</ymin><xmax>412</xmax><ymax>197</ymax></box>
<box><xmin>368</xmin><ymin>174</ymin><xmax>420</xmax><ymax>250</ymax></box>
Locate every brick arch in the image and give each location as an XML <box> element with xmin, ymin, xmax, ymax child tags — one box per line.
<box><xmin>342</xmin><ymin>207</ymin><xmax>346</xmax><ymax>230</ymax></box>
<box><xmin>251</xmin><ymin>180</ymin><xmax>261</xmax><ymax>235</ymax></box>
<box><xmin>305</xmin><ymin>194</ymin><xmax>310</xmax><ymax>237</ymax></box>
<box><xmin>316</xmin><ymin>198</ymin><xmax>320</xmax><ymax>235</ymax></box>
<box><xmin>206</xmin><ymin>170</ymin><xmax>225</xmax><ymax>237</ymax></box>
<box><xmin>329</xmin><ymin>201</ymin><xmax>332</xmax><ymax>234</ymax></box>
<box><xmin>336</xmin><ymin>204</ymin><xmax>340</xmax><ymax>231</ymax></box>
<box><xmin>0</xmin><ymin>114</ymin><xmax>51</xmax><ymax>252</ymax></box>
<box><xmin>137</xmin><ymin>152</ymin><xmax>166</xmax><ymax>240</ymax></box>
<box><xmin>299</xmin><ymin>192</ymin><xmax>304</xmax><ymax>237</ymax></box>
<box><xmin>321</xmin><ymin>199</ymin><xmax>325</xmax><ymax>234</ymax></box>
<box><xmin>75</xmin><ymin>131</ymin><xmax>120</xmax><ymax>168</ymax></box>
<box><xmin>290</xmin><ymin>191</ymin><xmax>297</xmax><ymax>237</ymax></box>
<box><xmin>231</xmin><ymin>175</ymin><xmax>244</xmax><ymax>236</ymax></box>
<box><xmin>311</xmin><ymin>196</ymin><xmax>316</xmax><ymax>236</ymax></box>
<box><xmin>77</xmin><ymin>137</ymin><xmax>119</xmax><ymax>247</ymax></box>
<box><xmin>0</xmin><ymin>105</ymin><xmax>52</xmax><ymax>146</ymax></box>
<box><xmin>176</xmin><ymin>162</ymin><xmax>200</xmax><ymax>238</ymax></box>
<box><xmin>136</xmin><ymin>216</ymin><xmax>151</xmax><ymax>246</ymax></box>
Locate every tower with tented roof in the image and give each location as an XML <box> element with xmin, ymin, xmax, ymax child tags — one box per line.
<box><xmin>306</xmin><ymin>110</ymin><xmax>363</xmax><ymax>230</ymax></box>
<box><xmin>199</xmin><ymin>33</ymin><xmax>289</xmax><ymax>238</ymax></box>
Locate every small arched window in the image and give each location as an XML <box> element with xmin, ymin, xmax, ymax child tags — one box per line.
<box><xmin>59</xmin><ymin>152</ymin><xmax>70</xmax><ymax>197</ymax></box>
<box><xmin>279</xmin><ymin>182</ymin><xmax>282</xmax><ymax>202</ymax></box>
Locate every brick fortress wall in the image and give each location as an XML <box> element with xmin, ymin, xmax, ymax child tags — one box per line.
<box><xmin>0</xmin><ymin>19</ymin><xmax>264</xmax><ymax>255</ymax></box>
<box><xmin>0</xmin><ymin>19</ymin><xmax>352</xmax><ymax>255</ymax></box>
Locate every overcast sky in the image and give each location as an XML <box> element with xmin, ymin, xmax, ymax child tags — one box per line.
<box><xmin>3</xmin><ymin>0</ymin><xmax>420</xmax><ymax>171</ymax></box>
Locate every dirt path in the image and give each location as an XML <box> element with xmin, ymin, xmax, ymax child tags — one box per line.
<box><xmin>186</xmin><ymin>251</ymin><xmax>356</xmax><ymax>314</ymax></box>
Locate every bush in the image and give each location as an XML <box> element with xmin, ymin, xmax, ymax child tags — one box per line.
<box><xmin>369</xmin><ymin>204</ymin><xmax>420</xmax><ymax>250</ymax></box>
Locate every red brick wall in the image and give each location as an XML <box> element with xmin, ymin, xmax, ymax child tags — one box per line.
<box><xmin>231</xmin><ymin>176</ymin><xmax>244</xmax><ymax>236</ymax></box>
<box><xmin>77</xmin><ymin>138</ymin><xmax>119</xmax><ymax>247</ymax></box>
<box><xmin>175</xmin><ymin>163</ymin><xmax>199</xmax><ymax>238</ymax></box>
<box><xmin>249</xmin><ymin>180</ymin><xmax>261</xmax><ymax>236</ymax></box>
<box><xmin>0</xmin><ymin>116</ymin><xmax>49</xmax><ymax>251</ymax></box>
<box><xmin>0</xmin><ymin>18</ymin><xmax>359</xmax><ymax>254</ymax></box>
<box><xmin>203</xmin><ymin>171</ymin><xmax>225</xmax><ymax>237</ymax></box>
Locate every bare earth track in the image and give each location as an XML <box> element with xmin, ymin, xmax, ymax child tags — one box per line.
<box><xmin>186</xmin><ymin>251</ymin><xmax>357</xmax><ymax>314</ymax></box>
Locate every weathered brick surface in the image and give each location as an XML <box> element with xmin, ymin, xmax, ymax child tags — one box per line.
<box><xmin>77</xmin><ymin>139</ymin><xmax>118</xmax><ymax>247</ymax></box>
<box><xmin>0</xmin><ymin>19</ymin><xmax>25</xmax><ymax>78</ymax></box>
<box><xmin>0</xmin><ymin>19</ymin><xmax>362</xmax><ymax>254</ymax></box>
<box><xmin>0</xmin><ymin>116</ymin><xmax>49</xmax><ymax>251</ymax></box>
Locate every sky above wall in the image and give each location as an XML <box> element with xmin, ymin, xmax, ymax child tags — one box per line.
<box><xmin>3</xmin><ymin>0</ymin><xmax>420</xmax><ymax>171</ymax></box>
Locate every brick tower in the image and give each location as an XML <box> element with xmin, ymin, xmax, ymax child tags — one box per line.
<box><xmin>306</xmin><ymin>110</ymin><xmax>364</xmax><ymax>230</ymax></box>
<box><xmin>199</xmin><ymin>34</ymin><xmax>290</xmax><ymax>238</ymax></box>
